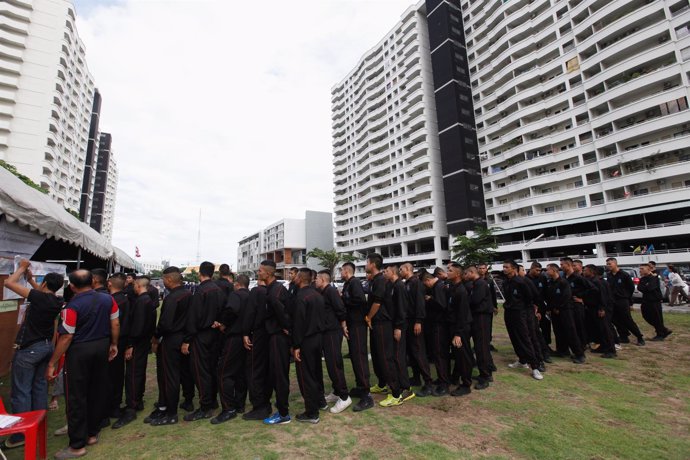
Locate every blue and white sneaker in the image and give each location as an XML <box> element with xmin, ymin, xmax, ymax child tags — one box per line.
<box><xmin>263</xmin><ymin>412</ymin><xmax>291</xmax><ymax>425</ymax></box>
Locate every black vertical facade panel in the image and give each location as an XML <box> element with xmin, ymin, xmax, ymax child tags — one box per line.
<box><xmin>79</xmin><ymin>89</ymin><xmax>101</xmax><ymax>220</ymax></box>
<box><xmin>425</xmin><ymin>0</ymin><xmax>485</xmax><ymax>235</ymax></box>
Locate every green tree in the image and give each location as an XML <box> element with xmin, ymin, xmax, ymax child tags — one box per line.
<box><xmin>183</xmin><ymin>269</ymin><xmax>199</xmax><ymax>283</ymax></box>
<box><xmin>306</xmin><ymin>248</ymin><xmax>358</xmax><ymax>276</ymax></box>
<box><xmin>149</xmin><ymin>269</ymin><xmax>164</xmax><ymax>278</ymax></box>
<box><xmin>450</xmin><ymin>226</ymin><xmax>499</xmax><ymax>267</ymax></box>
<box><xmin>0</xmin><ymin>160</ymin><xmax>49</xmax><ymax>194</ymax></box>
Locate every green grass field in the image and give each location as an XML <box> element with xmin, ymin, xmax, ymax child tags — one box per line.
<box><xmin>2</xmin><ymin>311</ymin><xmax>689</xmax><ymax>459</ymax></box>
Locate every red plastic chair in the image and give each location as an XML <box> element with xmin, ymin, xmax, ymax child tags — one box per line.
<box><xmin>0</xmin><ymin>398</ymin><xmax>47</xmax><ymax>460</ymax></box>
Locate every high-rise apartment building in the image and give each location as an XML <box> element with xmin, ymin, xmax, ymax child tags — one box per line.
<box><xmin>464</xmin><ymin>0</ymin><xmax>690</xmax><ymax>264</ymax></box>
<box><xmin>79</xmin><ymin>88</ymin><xmax>102</xmax><ymax>222</ymax></box>
<box><xmin>0</xmin><ymin>0</ymin><xmax>96</xmax><ymax>214</ymax></box>
<box><xmin>89</xmin><ymin>132</ymin><xmax>117</xmax><ymax>241</ymax></box>
<box><xmin>332</xmin><ymin>2</ymin><xmax>477</xmax><ymax>269</ymax></box>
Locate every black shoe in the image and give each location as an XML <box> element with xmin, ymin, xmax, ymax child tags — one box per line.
<box><xmin>150</xmin><ymin>414</ymin><xmax>178</xmax><ymax>426</ymax></box>
<box><xmin>296</xmin><ymin>413</ymin><xmax>319</xmax><ymax>424</ymax></box>
<box><xmin>538</xmin><ymin>363</ymin><xmax>546</xmax><ymax>373</ymax></box>
<box><xmin>210</xmin><ymin>410</ymin><xmax>237</xmax><ymax>425</ymax></box>
<box><xmin>319</xmin><ymin>403</ymin><xmax>329</xmax><ymax>411</ymax></box>
<box><xmin>242</xmin><ymin>407</ymin><xmax>271</xmax><ymax>421</ymax></box>
<box><xmin>409</xmin><ymin>377</ymin><xmax>422</xmax><ymax>387</ymax></box>
<box><xmin>109</xmin><ymin>408</ymin><xmax>122</xmax><ymax>419</ymax></box>
<box><xmin>135</xmin><ymin>401</ymin><xmax>144</xmax><ymax>412</ymax></box>
<box><xmin>663</xmin><ymin>329</ymin><xmax>673</xmax><ymax>338</ymax></box>
<box><xmin>489</xmin><ymin>344</ymin><xmax>498</xmax><ymax>352</ymax></box>
<box><xmin>651</xmin><ymin>335</ymin><xmax>665</xmax><ymax>341</ymax></box>
<box><xmin>179</xmin><ymin>400</ymin><xmax>194</xmax><ymax>412</ymax></box>
<box><xmin>183</xmin><ymin>408</ymin><xmax>213</xmax><ymax>422</ymax></box>
<box><xmin>474</xmin><ymin>380</ymin><xmax>490</xmax><ymax>390</ymax></box>
<box><xmin>352</xmin><ymin>396</ymin><xmax>374</xmax><ymax>412</ymax></box>
<box><xmin>601</xmin><ymin>353</ymin><xmax>616</xmax><ymax>359</ymax></box>
<box><xmin>432</xmin><ymin>385</ymin><xmax>449</xmax><ymax>397</ymax></box>
<box><xmin>112</xmin><ymin>412</ymin><xmax>136</xmax><ymax>429</ymax></box>
<box><xmin>637</xmin><ymin>338</ymin><xmax>646</xmax><ymax>346</ymax></box>
<box><xmin>450</xmin><ymin>385</ymin><xmax>471</xmax><ymax>397</ymax></box>
<box><xmin>572</xmin><ymin>356</ymin><xmax>586</xmax><ymax>365</ymax></box>
<box><xmin>144</xmin><ymin>409</ymin><xmax>167</xmax><ymax>424</ymax></box>
<box><xmin>415</xmin><ymin>385</ymin><xmax>433</xmax><ymax>397</ymax></box>
<box><xmin>551</xmin><ymin>351</ymin><xmax>567</xmax><ymax>358</ymax></box>
<box><xmin>543</xmin><ymin>356</ymin><xmax>553</xmax><ymax>364</ymax></box>
<box><xmin>619</xmin><ymin>337</ymin><xmax>631</xmax><ymax>344</ymax></box>
<box><xmin>235</xmin><ymin>406</ymin><xmax>245</xmax><ymax>414</ymax></box>
<box><xmin>349</xmin><ymin>387</ymin><xmax>365</xmax><ymax>399</ymax></box>
<box><xmin>489</xmin><ymin>363</ymin><xmax>497</xmax><ymax>373</ymax></box>
<box><xmin>100</xmin><ymin>418</ymin><xmax>110</xmax><ymax>429</ymax></box>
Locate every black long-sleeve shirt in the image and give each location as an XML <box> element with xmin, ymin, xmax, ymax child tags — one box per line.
<box><xmin>465</xmin><ymin>278</ymin><xmax>493</xmax><ymax>315</ymax></box>
<box><xmin>582</xmin><ymin>276</ymin><xmax>604</xmax><ymax>310</ymax></box>
<box><xmin>544</xmin><ymin>277</ymin><xmax>572</xmax><ymax>311</ymax></box>
<box><xmin>242</xmin><ymin>285</ymin><xmax>267</xmax><ymax>337</ymax></box>
<box><xmin>386</xmin><ymin>279</ymin><xmax>408</xmax><ymax>330</ymax></box>
<box><xmin>566</xmin><ymin>273</ymin><xmax>594</xmax><ymax>305</ymax></box>
<box><xmin>607</xmin><ymin>269</ymin><xmax>635</xmax><ymax>302</ymax></box>
<box><xmin>596</xmin><ymin>277</ymin><xmax>614</xmax><ymax>313</ymax></box>
<box><xmin>527</xmin><ymin>273</ymin><xmax>548</xmax><ymax>313</ymax></box>
<box><xmin>342</xmin><ymin>277</ymin><xmax>367</xmax><ymax>323</ymax></box>
<box><xmin>128</xmin><ymin>293</ymin><xmax>155</xmax><ymax>347</ymax></box>
<box><xmin>503</xmin><ymin>276</ymin><xmax>533</xmax><ymax>311</ymax></box>
<box><xmin>215</xmin><ymin>278</ymin><xmax>234</xmax><ymax>301</ymax></box>
<box><xmin>485</xmin><ymin>274</ymin><xmax>498</xmax><ymax>309</ymax></box>
<box><xmin>320</xmin><ymin>284</ymin><xmax>346</xmax><ymax>331</ymax></box>
<box><xmin>367</xmin><ymin>272</ymin><xmax>391</xmax><ymax>323</ymax></box>
<box><xmin>404</xmin><ymin>275</ymin><xmax>426</xmax><ymax>322</ymax></box>
<box><xmin>264</xmin><ymin>280</ymin><xmax>291</xmax><ymax>335</ymax></box>
<box><xmin>185</xmin><ymin>279</ymin><xmax>224</xmax><ymax>342</ymax></box>
<box><xmin>220</xmin><ymin>287</ymin><xmax>250</xmax><ymax>336</ymax></box>
<box><xmin>448</xmin><ymin>281</ymin><xmax>471</xmax><ymax>336</ymax></box>
<box><xmin>638</xmin><ymin>274</ymin><xmax>662</xmax><ymax>303</ymax></box>
<box><xmin>156</xmin><ymin>286</ymin><xmax>192</xmax><ymax>338</ymax></box>
<box><xmin>291</xmin><ymin>286</ymin><xmax>325</xmax><ymax>349</ymax></box>
<box><xmin>112</xmin><ymin>290</ymin><xmax>130</xmax><ymax>340</ymax></box>
<box><xmin>426</xmin><ymin>279</ymin><xmax>449</xmax><ymax>323</ymax></box>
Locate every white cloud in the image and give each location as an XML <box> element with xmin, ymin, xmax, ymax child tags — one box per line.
<box><xmin>76</xmin><ymin>0</ymin><xmax>416</xmax><ymax>268</ymax></box>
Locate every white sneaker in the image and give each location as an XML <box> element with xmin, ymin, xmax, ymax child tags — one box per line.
<box><xmin>324</xmin><ymin>392</ymin><xmax>339</xmax><ymax>404</ymax></box>
<box><xmin>614</xmin><ymin>344</ymin><xmax>622</xmax><ymax>351</ymax></box>
<box><xmin>508</xmin><ymin>361</ymin><xmax>529</xmax><ymax>369</ymax></box>
<box><xmin>329</xmin><ymin>396</ymin><xmax>352</xmax><ymax>414</ymax></box>
<box><xmin>532</xmin><ymin>369</ymin><xmax>544</xmax><ymax>380</ymax></box>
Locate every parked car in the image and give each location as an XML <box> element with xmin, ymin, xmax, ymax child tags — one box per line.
<box><xmin>617</xmin><ymin>266</ymin><xmax>670</xmax><ymax>304</ymax></box>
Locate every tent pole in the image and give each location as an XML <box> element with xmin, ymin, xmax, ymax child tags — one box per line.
<box><xmin>76</xmin><ymin>247</ymin><xmax>82</xmax><ymax>270</ymax></box>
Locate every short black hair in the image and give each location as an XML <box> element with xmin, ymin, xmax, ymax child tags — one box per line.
<box><xmin>342</xmin><ymin>262</ymin><xmax>355</xmax><ymax>272</ymax></box>
<box><xmin>69</xmin><ymin>270</ymin><xmax>92</xmax><ymax>289</ymax></box>
<box><xmin>318</xmin><ymin>269</ymin><xmax>331</xmax><ymax>277</ymax></box>
<box><xmin>530</xmin><ymin>261</ymin><xmax>542</xmax><ymax>269</ymax></box>
<box><xmin>92</xmin><ymin>268</ymin><xmax>107</xmax><ymax>286</ymax></box>
<box><xmin>260</xmin><ymin>260</ymin><xmax>276</xmax><ymax>269</ymax></box>
<box><xmin>367</xmin><ymin>253</ymin><xmax>383</xmax><ymax>270</ymax></box>
<box><xmin>43</xmin><ymin>272</ymin><xmax>64</xmax><ymax>293</ymax></box>
<box><xmin>503</xmin><ymin>259</ymin><xmax>519</xmax><ymax>270</ymax></box>
<box><xmin>547</xmin><ymin>263</ymin><xmax>560</xmax><ymax>271</ymax></box>
<box><xmin>573</xmin><ymin>259</ymin><xmax>583</xmax><ymax>265</ymax></box>
<box><xmin>433</xmin><ymin>267</ymin><xmax>445</xmax><ymax>276</ymax></box>
<box><xmin>385</xmin><ymin>263</ymin><xmax>399</xmax><ymax>270</ymax></box>
<box><xmin>448</xmin><ymin>262</ymin><xmax>462</xmax><ymax>270</ymax></box>
<box><xmin>289</xmin><ymin>267</ymin><xmax>299</xmax><ymax>273</ymax></box>
<box><xmin>560</xmin><ymin>257</ymin><xmax>573</xmax><ymax>264</ymax></box>
<box><xmin>163</xmin><ymin>266</ymin><xmax>180</xmax><ymax>274</ymax></box>
<box><xmin>236</xmin><ymin>274</ymin><xmax>250</xmax><ymax>288</ymax></box>
<box><xmin>605</xmin><ymin>257</ymin><xmax>617</xmax><ymax>263</ymax></box>
<box><xmin>584</xmin><ymin>264</ymin><xmax>598</xmax><ymax>272</ymax></box>
<box><xmin>219</xmin><ymin>264</ymin><xmax>231</xmax><ymax>276</ymax></box>
<box><xmin>649</xmin><ymin>261</ymin><xmax>657</xmax><ymax>266</ymax></box>
<box><xmin>199</xmin><ymin>261</ymin><xmax>215</xmax><ymax>277</ymax></box>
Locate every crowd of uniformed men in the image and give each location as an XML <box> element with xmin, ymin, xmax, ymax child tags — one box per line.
<box><xmin>4</xmin><ymin>254</ymin><xmax>673</xmax><ymax>459</ymax></box>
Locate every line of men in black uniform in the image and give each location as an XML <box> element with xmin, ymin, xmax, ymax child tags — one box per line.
<box><xmin>94</xmin><ymin>253</ymin><xmax>671</xmax><ymax>430</ymax></box>
<box><xmin>499</xmin><ymin>256</ymin><xmax>673</xmax><ymax>381</ymax></box>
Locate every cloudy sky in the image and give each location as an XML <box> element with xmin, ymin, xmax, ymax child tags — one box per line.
<box><xmin>73</xmin><ymin>0</ymin><xmax>416</xmax><ymax>268</ymax></box>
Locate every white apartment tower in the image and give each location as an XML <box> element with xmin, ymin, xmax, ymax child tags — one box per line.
<box><xmin>0</xmin><ymin>0</ymin><xmax>96</xmax><ymax>214</ymax></box>
<box><xmin>464</xmin><ymin>0</ymin><xmax>690</xmax><ymax>265</ymax></box>
<box><xmin>332</xmin><ymin>3</ymin><xmax>453</xmax><ymax>268</ymax></box>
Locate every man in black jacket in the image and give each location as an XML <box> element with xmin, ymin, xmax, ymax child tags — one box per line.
<box><xmin>447</xmin><ymin>263</ymin><xmax>472</xmax><ymax>397</ymax></box>
<box><xmin>211</xmin><ymin>274</ymin><xmax>250</xmax><ymax>424</ymax></box>
<box><xmin>503</xmin><ymin>260</ymin><xmax>543</xmax><ymax>380</ymax></box>
<box><xmin>383</xmin><ymin>264</ymin><xmax>415</xmax><ymax>403</ymax></box>
<box><xmin>422</xmin><ymin>271</ymin><xmax>452</xmax><ymax>395</ymax></box>
<box><xmin>341</xmin><ymin>262</ymin><xmax>373</xmax><ymax>412</ymax></box>
<box><xmin>583</xmin><ymin>265</ymin><xmax>616</xmax><ymax>358</ymax></box>
<box><xmin>605</xmin><ymin>258</ymin><xmax>645</xmax><ymax>346</ymax></box>
<box><xmin>292</xmin><ymin>269</ymin><xmax>326</xmax><ymax>424</ymax></box>
<box><xmin>399</xmin><ymin>263</ymin><xmax>433</xmax><ymax>397</ymax></box>
<box><xmin>638</xmin><ymin>263</ymin><xmax>672</xmax><ymax>340</ymax></box>
<box><xmin>260</xmin><ymin>260</ymin><xmax>293</xmax><ymax>425</ymax></box>
<box><xmin>315</xmin><ymin>270</ymin><xmax>352</xmax><ymax>413</ymax></box>
<box><xmin>544</xmin><ymin>264</ymin><xmax>585</xmax><ymax>364</ymax></box>
<box><xmin>527</xmin><ymin>262</ymin><xmax>552</xmax><ymax>362</ymax></box>
<box><xmin>366</xmin><ymin>253</ymin><xmax>403</xmax><ymax>407</ymax></box>
<box><xmin>107</xmin><ymin>274</ymin><xmax>130</xmax><ymax>420</ymax></box>
<box><xmin>113</xmin><ymin>277</ymin><xmax>155</xmax><ymax>428</ymax></box>
<box><xmin>147</xmin><ymin>268</ymin><xmax>193</xmax><ymax>426</ymax></box>
<box><xmin>561</xmin><ymin>257</ymin><xmax>591</xmax><ymax>347</ymax></box>
<box><xmin>241</xmin><ymin>280</ymin><xmax>271</xmax><ymax>421</ymax></box>
<box><xmin>182</xmin><ymin>261</ymin><xmax>224</xmax><ymax>421</ymax></box>
<box><xmin>214</xmin><ymin>264</ymin><xmax>234</xmax><ymax>299</ymax></box>
<box><xmin>463</xmin><ymin>266</ymin><xmax>493</xmax><ymax>390</ymax></box>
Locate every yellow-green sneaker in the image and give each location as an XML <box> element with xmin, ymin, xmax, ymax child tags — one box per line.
<box><xmin>379</xmin><ymin>394</ymin><xmax>403</xmax><ymax>407</ymax></box>
<box><xmin>369</xmin><ymin>384</ymin><xmax>389</xmax><ymax>394</ymax></box>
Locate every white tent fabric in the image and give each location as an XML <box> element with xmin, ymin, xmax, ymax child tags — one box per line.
<box><xmin>0</xmin><ymin>166</ymin><xmax>112</xmax><ymax>259</ymax></box>
<box><xmin>113</xmin><ymin>246</ymin><xmax>138</xmax><ymax>270</ymax></box>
